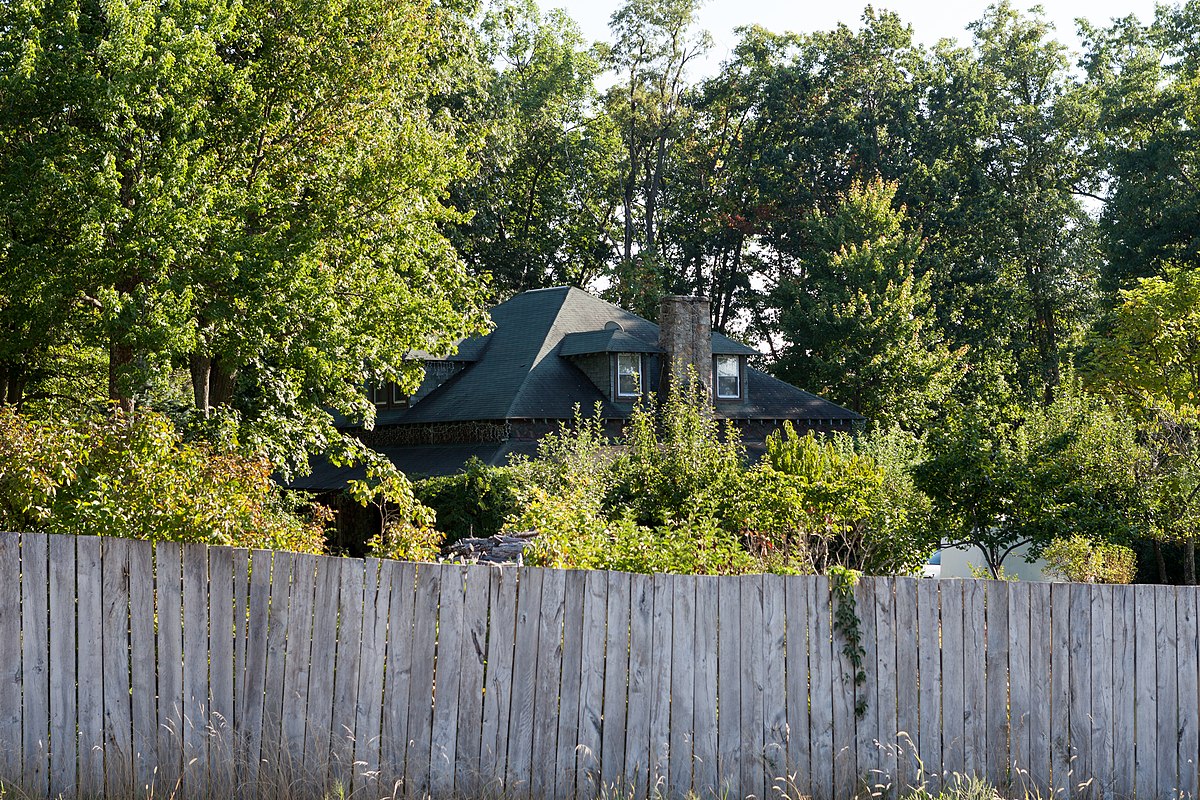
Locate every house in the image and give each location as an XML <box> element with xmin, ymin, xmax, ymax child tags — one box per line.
<box><xmin>291</xmin><ymin>286</ymin><xmax>861</xmax><ymax>492</ymax></box>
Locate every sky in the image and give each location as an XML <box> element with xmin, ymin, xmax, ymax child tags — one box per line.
<box><xmin>549</xmin><ymin>0</ymin><xmax>1165</xmax><ymax>77</ymax></box>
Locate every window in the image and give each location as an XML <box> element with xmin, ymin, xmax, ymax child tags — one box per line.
<box><xmin>391</xmin><ymin>383</ymin><xmax>410</xmax><ymax>407</ymax></box>
<box><xmin>370</xmin><ymin>384</ymin><xmax>389</xmax><ymax>407</ymax></box>
<box><xmin>616</xmin><ymin>353</ymin><xmax>642</xmax><ymax>398</ymax></box>
<box><xmin>715</xmin><ymin>355</ymin><xmax>741</xmax><ymax>399</ymax></box>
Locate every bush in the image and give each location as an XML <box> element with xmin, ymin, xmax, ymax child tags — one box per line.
<box><xmin>413</xmin><ymin>458</ymin><xmax>520</xmax><ymax>543</ymax></box>
<box><xmin>1043</xmin><ymin>534</ymin><xmax>1137</xmax><ymax>583</ymax></box>
<box><xmin>0</xmin><ymin>408</ymin><xmax>327</xmax><ymax>552</ymax></box>
<box><xmin>733</xmin><ymin>424</ymin><xmax>936</xmax><ymax>575</ymax></box>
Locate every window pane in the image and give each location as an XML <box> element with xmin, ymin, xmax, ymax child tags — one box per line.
<box><xmin>715</xmin><ymin>356</ymin><xmax>740</xmax><ymax>398</ymax></box>
<box><xmin>616</xmin><ymin>353</ymin><xmax>640</xmax><ymax>397</ymax></box>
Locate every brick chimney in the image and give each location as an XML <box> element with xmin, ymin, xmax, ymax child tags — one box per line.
<box><xmin>657</xmin><ymin>295</ymin><xmax>712</xmax><ymax>397</ymax></box>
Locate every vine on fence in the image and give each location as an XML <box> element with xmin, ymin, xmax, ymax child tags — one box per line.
<box><xmin>829</xmin><ymin>566</ymin><xmax>868</xmax><ymax>718</ymax></box>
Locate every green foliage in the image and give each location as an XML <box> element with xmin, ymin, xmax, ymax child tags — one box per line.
<box><xmin>343</xmin><ymin>446</ymin><xmax>443</xmax><ymax>562</ymax></box>
<box><xmin>607</xmin><ymin>379</ymin><xmax>746</xmax><ymax>528</ymax></box>
<box><xmin>735</xmin><ymin>423</ymin><xmax>937</xmax><ymax>576</ymax></box>
<box><xmin>0</xmin><ymin>0</ymin><xmax>491</xmax><ymax>473</ymax></box>
<box><xmin>829</xmin><ymin>566</ymin><xmax>868</xmax><ymax>717</ymax></box>
<box><xmin>774</xmin><ymin>178</ymin><xmax>962</xmax><ymax>429</ymax></box>
<box><xmin>451</xmin><ymin>0</ymin><xmax>622</xmax><ymax>295</ymax></box>
<box><xmin>916</xmin><ymin>381</ymin><xmax>1147</xmax><ymax>577</ymax></box>
<box><xmin>0</xmin><ymin>408</ymin><xmax>327</xmax><ymax>551</ymax></box>
<box><xmin>1043</xmin><ymin>535</ymin><xmax>1137</xmax><ymax>584</ymax></box>
<box><xmin>508</xmin><ymin>385</ymin><xmax>932</xmax><ymax>576</ymax></box>
<box><xmin>414</xmin><ymin>458</ymin><xmax>521</xmax><ymax>543</ymax></box>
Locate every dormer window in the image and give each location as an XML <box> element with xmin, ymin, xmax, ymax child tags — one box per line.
<box><xmin>616</xmin><ymin>353</ymin><xmax>642</xmax><ymax>398</ymax></box>
<box><xmin>715</xmin><ymin>354</ymin><xmax>742</xmax><ymax>399</ymax></box>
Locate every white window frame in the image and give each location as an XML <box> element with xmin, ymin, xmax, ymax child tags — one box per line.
<box><xmin>715</xmin><ymin>354</ymin><xmax>741</xmax><ymax>400</ymax></box>
<box><xmin>615</xmin><ymin>353</ymin><xmax>642</xmax><ymax>399</ymax></box>
<box><xmin>371</xmin><ymin>384</ymin><xmax>389</xmax><ymax>407</ymax></box>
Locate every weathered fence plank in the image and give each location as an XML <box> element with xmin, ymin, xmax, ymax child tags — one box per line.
<box><xmin>762</xmin><ymin>574</ymin><xmax>787</xmax><ymax>800</ymax></box>
<box><xmin>894</xmin><ymin>577</ymin><xmax>919</xmax><ymax>794</ymax></box>
<box><xmin>874</xmin><ymin>577</ymin><xmax>899</xmax><ymax>791</ymax></box>
<box><xmin>853</xmin><ymin>578</ymin><xmax>878</xmax><ymax>793</ymax></box>
<box><xmin>1049</xmin><ymin>582</ymin><xmax>1071</xmax><ymax>799</ymax></box>
<box><xmin>741</xmin><ymin>575</ymin><xmax>767</xmax><ymax>800</ymax></box>
<box><xmin>1091</xmin><ymin>585</ymin><xmax>1115</xmax><ymax>800</ymax></box>
<box><xmin>624</xmin><ymin>572</ymin><xmax>654</xmax><ymax>798</ymax></box>
<box><xmin>809</xmin><ymin>576</ymin><xmax>834</xmax><ymax>800</ymax></box>
<box><xmin>77</xmin><ymin>536</ymin><xmax>105</xmax><ymax>794</ymax></box>
<box><xmin>940</xmin><ymin>580</ymin><xmax>965</xmax><ymax>780</ymax></box>
<box><xmin>600</xmin><ymin>570</ymin><xmax>631</xmax><ymax>795</ymax></box>
<box><xmin>352</xmin><ymin>558</ymin><xmax>389</xmax><ymax>787</ymax></box>
<box><xmin>1134</xmin><ymin>580</ymin><xmax>1158</xmax><ymax>799</ymax></box>
<box><xmin>128</xmin><ymin>539</ymin><xmax>155</xmax><ymax>793</ymax></box>
<box><xmin>962</xmin><ymin>579</ymin><xmax>987</xmax><ymax>780</ymax></box>
<box><xmin>717</xmin><ymin>574</ymin><xmax>742</xmax><ymax>798</ymax></box>
<box><xmin>330</xmin><ymin>556</ymin><xmax>365</xmax><ymax>787</ymax></box>
<box><xmin>576</xmin><ymin>570</ymin><xmax>608</xmax><ymax>798</ymax></box>
<box><xmin>508</xmin><ymin>566</ymin><xmax>544</xmax><ymax>796</ymax></box>
<box><xmin>381</xmin><ymin>559</ymin><xmax>417</xmax><ymax>788</ymax></box>
<box><xmin>985</xmin><ymin>580</ymin><xmax>1009</xmax><ymax>791</ymax></box>
<box><xmin>784</xmin><ymin>574</ymin><xmax>811</xmax><ymax>798</ymax></box>
<box><xmin>1157</xmin><ymin>585</ymin><xmax>1180</xmax><ymax>799</ymax></box>
<box><xmin>917</xmin><ymin>579</ymin><xmax>941</xmax><ymax>794</ymax></box>
<box><xmin>1177</xmin><ymin>587</ymin><xmax>1200</xmax><ymax>799</ymax></box>
<box><xmin>208</xmin><ymin>546</ymin><xmax>235</xmax><ymax>794</ymax></box>
<box><xmin>555</xmin><ymin>569</ymin><xmax>586</xmax><ymax>800</ymax></box>
<box><xmin>240</xmin><ymin>550</ymin><xmax>273</xmax><ymax>790</ymax></box>
<box><xmin>181</xmin><ymin>542</ymin><xmax>210</xmax><ymax>797</ymax></box>
<box><xmin>1069</xmin><ymin>582</ymin><xmax>1093</xmax><ymax>798</ymax></box>
<box><xmin>1027</xmin><ymin>582</ymin><xmax>1052</xmax><ymax>795</ymax></box>
<box><xmin>21</xmin><ymin>533</ymin><xmax>50</xmax><ymax>798</ymax></box>
<box><xmin>47</xmin><ymin>534</ymin><xmax>76</xmax><ymax>799</ymax></box>
<box><xmin>692</xmin><ymin>575</ymin><xmax>719</xmax><ymax>799</ymax></box>
<box><xmin>531</xmin><ymin>566</ymin><xmax>566</xmax><ymax>800</ymax></box>
<box><xmin>404</xmin><ymin>563</ymin><xmax>441</xmax><ymax>797</ymax></box>
<box><xmin>281</xmin><ymin>553</ymin><xmax>317</xmax><ymax>765</ymax></box>
<box><xmin>668</xmin><ymin>574</ymin><xmax>696</xmax><ymax>799</ymax></box>
<box><xmin>0</xmin><ymin>534</ymin><xmax>21</xmax><ymax>785</ymax></box>
<box><xmin>456</xmin><ymin>562</ymin><xmax>493</xmax><ymax>796</ymax></box>
<box><xmin>304</xmin><ymin>555</ymin><xmax>341</xmax><ymax>777</ymax></box>
<box><xmin>1111</xmin><ymin>585</ymin><xmax>1136</xmax><ymax>800</ymax></box>
<box><xmin>482</xmin><ymin>566</ymin><xmax>519</xmax><ymax>787</ymax></box>
<box><xmin>1008</xmin><ymin>582</ymin><xmax>1031</xmax><ymax>791</ymax></box>
<box><xmin>101</xmin><ymin>538</ymin><xmax>132</xmax><ymax>797</ymax></box>
<box><xmin>432</xmin><ymin>564</ymin><xmax>467</xmax><ymax>798</ymax></box>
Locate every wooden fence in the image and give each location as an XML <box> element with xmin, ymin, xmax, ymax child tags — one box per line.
<box><xmin>0</xmin><ymin>531</ymin><xmax>1197</xmax><ymax>799</ymax></box>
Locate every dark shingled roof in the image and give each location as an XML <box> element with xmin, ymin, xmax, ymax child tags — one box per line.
<box><xmin>361</xmin><ymin>286</ymin><xmax>859</xmax><ymax>426</ymax></box>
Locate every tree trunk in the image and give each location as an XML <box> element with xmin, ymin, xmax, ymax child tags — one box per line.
<box><xmin>108</xmin><ymin>339</ymin><xmax>135</xmax><ymax>414</ymax></box>
<box><xmin>209</xmin><ymin>357</ymin><xmax>238</xmax><ymax>408</ymax></box>
<box><xmin>190</xmin><ymin>353</ymin><xmax>212</xmax><ymax>415</ymax></box>
<box><xmin>1155</xmin><ymin>539</ymin><xmax>1168</xmax><ymax>584</ymax></box>
<box><xmin>1187</xmin><ymin>537</ymin><xmax>1197</xmax><ymax>585</ymax></box>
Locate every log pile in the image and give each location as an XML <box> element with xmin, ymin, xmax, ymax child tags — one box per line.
<box><xmin>445</xmin><ymin>530</ymin><xmax>537</xmax><ymax>565</ymax></box>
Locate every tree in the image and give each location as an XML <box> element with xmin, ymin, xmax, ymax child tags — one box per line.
<box><xmin>450</xmin><ymin>0</ymin><xmax>623</xmax><ymax>296</ymax></box>
<box><xmin>0</xmin><ymin>0</ymin><xmax>492</xmax><ymax>473</ymax></box>
<box><xmin>1088</xmin><ymin>266</ymin><xmax>1200</xmax><ymax>580</ymax></box>
<box><xmin>602</xmin><ymin>0</ymin><xmax>709</xmax><ymax>318</ymax></box>
<box><xmin>1082</xmin><ymin>3</ymin><xmax>1200</xmax><ymax>295</ymax></box>
<box><xmin>915</xmin><ymin>382</ymin><xmax>1147</xmax><ymax>577</ymax></box>
<box><xmin>773</xmin><ymin>178</ymin><xmax>961</xmax><ymax>430</ymax></box>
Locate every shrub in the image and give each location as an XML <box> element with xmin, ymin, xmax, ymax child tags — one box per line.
<box><xmin>1043</xmin><ymin>534</ymin><xmax>1137</xmax><ymax>584</ymax></box>
<box><xmin>413</xmin><ymin>458</ymin><xmax>520</xmax><ymax>542</ymax></box>
<box><xmin>733</xmin><ymin>424</ymin><xmax>936</xmax><ymax>575</ymax></box>
<box><xmin>0</xmin><ymin>408</ymin><xmax>327</xmax><ymax>552</ymax></box>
